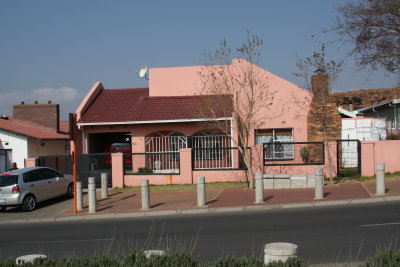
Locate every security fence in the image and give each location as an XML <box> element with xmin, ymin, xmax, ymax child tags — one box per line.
<box><xmin>76</xmin><ymin>153</ymin><xmax>112</xmax><ymax>187</ymax></box>
<box><xmin>37</xmin><ymin>155</ymin><xmax>72</xmax><ymax>174</ymax></box>
<box><xmin>192</xmin><ymin>147</ymin><xmax>248</xmax><ymax>170</ymax></box>
<box><xmin>123</xmin><ymin>152</ymin><xmax>180</xmax><ymax>175</ymax></box>
<box><xmin>263</xmin><ymin>142</ymin><xmax>325</xmax><ymax>166</ymax></box>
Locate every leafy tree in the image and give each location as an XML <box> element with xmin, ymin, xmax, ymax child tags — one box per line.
<box><xmin>333</xmin><ymin>0</ymin><xmax>400</xmax><ymax>74</ymax></box>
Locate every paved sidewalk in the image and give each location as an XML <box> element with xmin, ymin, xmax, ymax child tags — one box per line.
<box><xmin>1</xmin><ymin>179</ymin><xmax>399</xmax><ymax>224</ymax></box>
<box><xmin>59</xmin><ymin>179</ymin><xmax>400</xmax><ymax>218</ymax></box>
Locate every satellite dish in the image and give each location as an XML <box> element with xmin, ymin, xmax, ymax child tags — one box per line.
<box><xmin>138</xmin><ymin>66</ymin><xmax>148</xmax><ymax>80</ymax></box>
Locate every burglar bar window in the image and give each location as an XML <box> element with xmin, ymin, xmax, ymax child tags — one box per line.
<box><xmin>255</xmin><ymin>128</ymin><xmax>294</xmax><ymax>160</ymax></box>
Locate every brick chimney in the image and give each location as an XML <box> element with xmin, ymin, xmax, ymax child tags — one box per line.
<box><xmin>13</xmin><ymin>102</ymin><xmax>60</xmax><ymax>131</ymax></box>
<box><xmin>311</xmin><ymin>74</ymin><xmax>329</xmax><ymax>101</ymax></box>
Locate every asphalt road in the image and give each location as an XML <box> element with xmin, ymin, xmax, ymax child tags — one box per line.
<box><xmin>0</xmin><ymin>201</ymin><xmax>399</xmax><ymax>264</ymax></box>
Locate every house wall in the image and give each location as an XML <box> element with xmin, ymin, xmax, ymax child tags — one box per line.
<box><xmin>361</xmin><ymin>140</ymin><xmax>400</xmax><ymax>176</ymax></box>
<box><xmin>149</xmin><ymin>59</ymin><xmax>310</xmax><ymax>144</ymax></box>
<box><xmin>28</xmin><ymin>138</ymin><xmax>68</xmax><ymax>158</ymax></box>
<box><xmin>0</xmin><ymin>129</ymin><xmax>28</xmax><ymax>169</ymax></box>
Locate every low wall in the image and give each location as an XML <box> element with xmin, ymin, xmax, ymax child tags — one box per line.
<box><xmin>361</xmin><ymin>140</ymin><xmax>400</xmax><ymax>177</ymax></box>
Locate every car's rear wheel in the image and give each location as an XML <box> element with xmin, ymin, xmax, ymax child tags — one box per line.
<box><xmin>0</xmin><ymin>206</ymin><xmax>6</xmax><ymax>212</ymax></box>
<box><xmin>22</xmin><ymin>195</ymin><xmax>36</xmax><ymax>212</ymax></box>
<box><xmin>67</xmin><ymin>183</ymin><xmax>74</xmax><ymax>198</ymax></box>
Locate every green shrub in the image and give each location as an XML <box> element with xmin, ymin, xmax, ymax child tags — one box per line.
<box><xmin>137</xmin><ymin>167</ymin><xmax>153</xmax><ymax>174</ymax></box>
<box><xmin>363</xmin><ymin>249</ymin><xmax>400</xmax><ymax>267</ymax></box>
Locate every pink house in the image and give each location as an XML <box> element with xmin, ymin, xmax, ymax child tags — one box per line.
<box><xmin>75</xmin><ymin>59</ymin><xmax>334</xmax><ymax>188</ymax></box>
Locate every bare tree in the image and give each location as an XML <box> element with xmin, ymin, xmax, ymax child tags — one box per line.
<box><xmin>198</xmin><ymin>31</ymin><xmax>276</xmax><ymax>189</ymax></box>
<box><xmin>333</xmin><ymin>0</ymin><xmax>400</xmax><ymax>74</ymax></box>
<box><xmin>294</xmin><ymin>46</ymin><xmax>343</xmax><ymax>185</ymax></box>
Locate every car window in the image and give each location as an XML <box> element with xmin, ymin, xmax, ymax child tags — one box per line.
<box><xmin>23</xmin><ymin>171</ymin><xmax>41</xmax><ymax>182</ymax></box>
<box><xmin>40</xmin><ymin>169</ymin><xmax>60</xmax><ymax>179</ymax></box>
<box><xmin>0</xmin><ymin>175</ymin><xmax>18</xmax><ymax>187</ymax></box>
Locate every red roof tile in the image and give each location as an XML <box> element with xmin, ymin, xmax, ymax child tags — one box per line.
<box><xmin>78</xmin><ymin>88</ymin><xmax>232</xmax><ymax>124</ymax></box>
<box><xmin>0</xmin><ymin>118</ymin><xmax>69</xmax><ymax>139</ymax></box>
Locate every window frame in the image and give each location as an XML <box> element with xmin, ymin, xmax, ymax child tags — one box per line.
<box><xmin>255</xmin><ymin>128</ymin><xmax>294</xmax><ymax>161</ymax></box>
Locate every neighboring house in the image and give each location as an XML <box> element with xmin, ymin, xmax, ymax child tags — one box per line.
<box><xmin>355</xmin><ymin>99</ymin><xmax>400</xmax><ymax>132</ymax></box>
<box><xmin>0</xmin><ymin>102</ymin><xmax>70</xmax><ymax>173</ymax></box>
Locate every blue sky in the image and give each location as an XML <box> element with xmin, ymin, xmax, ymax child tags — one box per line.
<box><xmin>0</xmin><ymin>0</ymin><xmax>397</xmax><ymax>119</ymax></box>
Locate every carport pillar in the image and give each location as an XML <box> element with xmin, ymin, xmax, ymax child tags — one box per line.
<box><xmin>141</xmin><ymin>179</ymin><xmax>150</xmax><ymax>210</ymax></box>
<box><xmin>314</xmin><ymin>168</ymin><xmax>324</xmax><ymax>200</ymax></box>
<box><xmin>111</xmin><ymin>153</ymin><xmax>124</xmax><ymax>188</ymax></box>
<box><xmin>197</xmin><ymin>176</ymin><xmax>206</xmax><ymax>207</ymax></box>
<box><xmin>88</xmin><ymin>177</ymin><xmax>96</xmax><ymax>213</ymax></box>
<box><xmin>76</xmin><ymin>181</ymin><xmax>83</xmax><ymax>211</ymax></box>
<box><xmin>101</xmin><ymin>173</ymin><xmax>109</xmax><ymax>198</ymax></box>
<box><xmin>376</xmin><ymin>163</ymin><xmax>386</xmax><ymax>196</ymax></box>
<box><xmin>255</xmin><ymin>172</ymin><xmax>264</xmax><ymax>203</ymax></box>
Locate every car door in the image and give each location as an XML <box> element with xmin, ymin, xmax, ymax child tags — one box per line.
<box><xmin>24</xmin><ymin>170</ymin><xmax>50</xmax><ymax>202</ymax></box>
<box><xmin>41</xmin><ymin>168</ymin><xmax>65</xmax><ymax>198</ymax></box>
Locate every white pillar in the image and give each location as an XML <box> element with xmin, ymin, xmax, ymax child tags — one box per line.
<box><xmin>314</xmin><ymin>168</ymin><xmax>324</xmax><ymax>200</ymax></box>
<box><xmin>76</xmin><ymin>181</ymin><xmax>83</xmax><ymax>211</ymax></box>
<box><xmin>376</xmin><ymin>163</ymin><xmax>386</xmax><ymax>196</ymax></box>
<box><xmin>88</xmin><ymin>176</ymin><xmax>96</xmax><ymax>213</ymax></box>
<box><xmin>255</xmin><ymin>172</ymin><xmax>264</xmax><ymax>203</ymax></box>
<box><xmin>101</xmin><ymin>172</ymin><xmax>108</xmax><ymax>198</ymax></box>
<box><xmin>141</xmin><ymin>179</ymin><xmax>150</xmax><ymax>210</ymax></box>
<box><xmin>197</xmin><ymin>176</ymin><xmax>206</xmax><ymax>207</ymax></box>
<box><xmin>264</xmin><ymin>242</ymin><xmax>297</xmax><ymax>264</ymax></box>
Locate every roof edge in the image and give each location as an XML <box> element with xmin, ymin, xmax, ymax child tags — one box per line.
<box><xmin>76</xmin><ymin>82</ymin><xmax>104</xmax><ymax>120</ymax></box>
<box><xmin>78</xmin><ymin>117</ymin><xmax>232</xmax><ymax>127</ymax></box>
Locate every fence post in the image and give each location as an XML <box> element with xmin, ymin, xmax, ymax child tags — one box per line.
<box><xmin>197</xmin><ymin>176</ymin><xmax>206</xmax><ymax>207</ymax></box>
<box><xmin>101</xmin><ymin>173</ymin><xmax>108</xmax><ymax>198</ymax></box>
<box><xmin>76</xmin><ymin>181</ymin><xmax>83</xmax><ymax>211</ymax></box>
<box><xmin>255</xmin><ymin>172</ymin><xmax>264</xmax><ymax>203</ymax></box>
<box><xmin>376</xmin><ymin>163</ymin><xmax>386</xmax><ymax>196</ymax></box>
<box><xmin>314</xmin><ymin>168</ymin><xmax>324</xmax><ymax>200</ymax></box>
<box><xmin>141</xmin><ymin>179</ymin><xmax>150</xmax><ymax>210</ymax></box>
<box><xmin>88</xmin><ymin>177</ymin><xmax>96</xmax><ymax>213</ymax></box>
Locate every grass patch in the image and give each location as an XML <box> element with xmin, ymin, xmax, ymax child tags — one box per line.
<box><xmin>111</xmin><ymin>182</ymin><xmax>248</xmax><ymax>193</ymax></box>
<box><xmin>327</xmin><ymin>172</ymin><xmax>400</xmax><ymax>184</ymax></box>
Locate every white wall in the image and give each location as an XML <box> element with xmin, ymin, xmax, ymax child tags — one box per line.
<box><xmin>0</xmin><ymin>129</ymin><xmax>28</xmax><ymax>169</ymax></box>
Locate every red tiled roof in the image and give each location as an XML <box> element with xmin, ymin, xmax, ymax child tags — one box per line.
<box><xmin>78</xmin><ymin>88</ymin><xmax>232</xmax><ymax>124</ymax></box>
<box><xmin>0</xmin><ymin>118</ymin><xmax>69</xmax><ymax>139</ymax></box>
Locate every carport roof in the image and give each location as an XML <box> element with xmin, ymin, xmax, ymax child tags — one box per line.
<box><xmin>78</xmin><ymin>88</ymin><xmax>232</xmax><ymax>125</ymax></box>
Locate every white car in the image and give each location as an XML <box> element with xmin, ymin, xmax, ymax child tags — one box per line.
<box><xmin>0</xmin><ymin>167</ymin><xmax>73</xmax><ymax>212</ymax></box>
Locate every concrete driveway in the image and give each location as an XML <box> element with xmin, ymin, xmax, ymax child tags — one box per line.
<box><xmin>0</xmin><ymin>194</ymin><xmax>82</xmax><ymax>221</ymax></box>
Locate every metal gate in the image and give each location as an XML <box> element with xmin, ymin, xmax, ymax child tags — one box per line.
<box><xmin>76</xmin><ymin>153</ymin><xmax>112</xmax><ymax>188</ymax></box>
<box><xmin>337</xmin><ymin>140</ymin><xmax>361</xmax><ymax>177</ymax></box>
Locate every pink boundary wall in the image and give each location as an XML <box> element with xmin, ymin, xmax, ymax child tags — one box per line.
<box><xmin>112</xmin><ymin>148</ymin><xmax>247</xmax><ymax>187</ymax></box>
<box><xmin>361</xmin><ymin>140</ymin><xmax>400</xmax><ymax>177</ymax></box>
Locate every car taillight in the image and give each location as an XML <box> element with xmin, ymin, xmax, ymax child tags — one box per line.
<box><xmin>12</xmin><ymin>186</ymin><xmax>20</xmax><ymax>194</ymax></box>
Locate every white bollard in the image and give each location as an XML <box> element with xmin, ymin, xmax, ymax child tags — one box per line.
<box><xmin>376</xmin><ymin>163</ymin><xmax>386</xmax><ymax>196</ymax></box>
<box><xmin>264</xmin><ymin>242</ymin><xmax>297</xmax><ymax>264</ymax></box>
<box><xmin>101</xmin><ymin>172</ymin><xmax>108</xmax><ymax>198</ymax></box>
<box><xmin>88</xmin><ymin>176</ymin><xmax>96</xmax><ymax>213</ymax></box>
<box><xmin>314</xmin><ymin>168</ymin><xmax>324</xmax><ymax>200</ymax></box>
<box><xmin>255</xmin><ymin>172</ymin><xmax>264</xmax><ymax>203</ymax></box>
<box><xmin>76</xmin><ymin>181</ymin><xmax>83</xmax><ymax>211</ymax></box>
<box><xmin>197</xmin><ymin>176</ymin><xmax>206</xmax><ymax>207</ymax></box>
<box><xmin>141</xmin><ymin>179</ymin><xmax>150</xmax><ymax>210</ymax></box>
<box><xmin>16</xmin><ymin>254</ymin><xmax>47</xmax><ymax>265</ymax></box>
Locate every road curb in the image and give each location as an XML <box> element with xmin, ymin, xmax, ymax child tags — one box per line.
<box><xmin>1</xmin><ymin>195</ymin><xmax>399</xmax><ymax>225</ymax></box>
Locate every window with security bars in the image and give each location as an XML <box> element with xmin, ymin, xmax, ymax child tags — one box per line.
<box><xmin>255</xmin><ymin>128</ymin><xmax>294</xmax><ymax>160</ymax></box>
